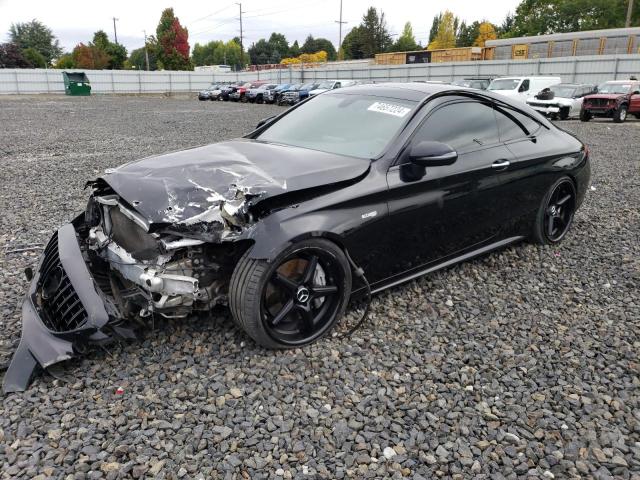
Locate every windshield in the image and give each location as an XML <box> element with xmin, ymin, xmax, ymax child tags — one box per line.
<box><xmin>257</xmin><ymin>94</ymin><xmax>417</xmax><ymax>159</ymax></box>
<box><xmin>300</xmin><ymin>83</ymin><xmax>316</xmax><ymax>90</ymax></box>
<box><xmin>549</xmin><ymin>85</ymin><xmax>576</xmax><ymax>98</ymax></box>
<box><xmin>317</xmin><ymin>81</ymin><xmax>335</xmax><ymax>89</ymax></box>
<box><xmin>597</xmin><ymin>82</ymin><xmax>632</xmax><ymax>94</ymax></box>
<box><xmin>488</xmin><ymin>79</ymin><xmax>521</xmax><ymax>91</ymax></box>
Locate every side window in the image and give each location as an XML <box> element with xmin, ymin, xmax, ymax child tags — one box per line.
<box><xmin>495</xmin><ymin>107</ymin><xmax>541</xmax><ymax>142</ymax></box>
<box><xmin>334</xmin><ymin>82</ymin><xmax>341</xmax><ymax>89</ymax></box>
<box><xmin>413</xmin><ymin>101</ymin><xmax>500</xmax><ymax>154</ymax></box>
<box><xmin>520</xmin><ymin>79</ymin><xmax>530</xmax><ymax>92</ymax></box>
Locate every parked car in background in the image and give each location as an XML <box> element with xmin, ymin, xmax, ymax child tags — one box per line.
<box><xmin>488</xmin><ymin>76</ymin><xmax>562</xmax><ymax>102</ymax></box>
<box><xmin>265</xmin><ymin>83</ymin><xmax>291</xmax><ymax>104</ymax></box>
<box><xmin>580</xmin><ymin>79</ymin><xmax>640</xmax><ymax>123</ymax></box>
<box><xmin>279</xmin><ymin>83</ymin><xmax>320</xmax><ymax>105</ymax></box>
<box><xmin>526</xmin><ymin>83</ymin><xmax>596</xmax><ymax>120</ymax></box>
<box><xmin>220</xmin><ymin>83</ymin><xmax>243</xmax><ymax>101</ymax></box>
<box><xmin>246</xmin><ymin>83</ymin><xmax>278</xmax><ymax>103</ymax></box>
<box><xmin>451</xmin><ymin>77</ymin><xmax>493</xmax><ymax>90</ymax></box>
<box><xmin>309</xmin><ymin>80</ymin><xmax>358</xmax><ymax>97</ymax></box>
<box><xmin>230</xmin><ymin>82</ymin><xmax>261</xmax><ymax>102</ymax></box>
<box><xmin>198</xmin><ymin>85</ymin><xmax>220</xmax><ymax>101</ymax></box>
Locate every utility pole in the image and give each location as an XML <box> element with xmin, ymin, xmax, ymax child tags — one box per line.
<box><xmin>626</xmin><ymin>0</ymin><xmax>635</xmax><ymax>27</ymax></box>
<box><xmin>236</xmin><ymin>3</ymin><xmax>244</xmax><ymax>69</ymax></box>
<box><xmin>143</xmin><ymin>30</ymin><xmax>150</xmax><ymax>71</ymax></box>
<box><xmin>335</xmin><ymin>0</ymin><xmax>347</xmax><ymax>60</ymax></box>
<box><xmin>112</xmin><ymin>17</ymin><xmax>119</xmax><ymax>44</ymax></box>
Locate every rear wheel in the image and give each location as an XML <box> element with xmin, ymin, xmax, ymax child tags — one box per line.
<box><xmin>229</xmin><ymin>239</ymin><xmax>352</xmax><ymax>348</ymax></box>
<box><xmin>580</xmin><ymin>110</ymin><xmax>591</xmax><ymax>122</ymax></box>
<box><xmin>532</xmin><ymin>177</ymin><xmax>577</xmax><ymax>245</ymax></box>
<box><xmin>613</xmin><ymin>105</ymin><xmax>627</xmax><ymax>123</ymax></box>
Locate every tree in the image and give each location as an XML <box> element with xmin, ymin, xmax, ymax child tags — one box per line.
<box><xmin>389</xmin><ymin>22</ymin><xmax>420</xmax><ymax>52</ymax></box>
<box><xmin>457</xmin><ymin>21</ymin><xmax>481</xmax><ymax>47</ymax></box>
<box><xmin>248</xmin><ymin>38</ymin><xmax>271</xmax><ymax>65</ymax></box>
<box><xmin>340</xmin><ymin>7</ymin><xmax>392</xmax><ymax>59</ymax></box>
<box><xmin>156</xmin><ymin>8</ymin><xmax>192</xmax><ymax>70</ymax></box>
<box><xmin>507</xmin><ymin>0</ymin><xmax>639</xmax><ymax>37</ymax></box>
<box><xmin>9</xmin><ymin>19</ymin><xmax>62</xmax><ymax>65</ymax></box>
<box><xmin>428</xmin><ymin>10</ymin><xmax>458</xmax><ymax>50</ymax></box>
<box><xmin>497</xmin><ymin>13</ymin><xmax>516</xmax><ymax>38</ymax></box>
<box><xmin>55</xmin><ymin>53</ymin><xmax>75</xmax><ymax>69</ymax></box>
<box><xmin>72</xmin><ymin>43</ymin><xmax>110</xmax><ymax>69</ymax></box>
<box><xmin>289</xmin><ymin>40</ymin><xmax>300</xmax><ymax>57</ymax></box>
<box><xmin>474</xmin><ymin>22</ymin><xmax>497</xmax><ymax>47</ymax></box>
<box><xmin>0</xmin><ymin>43</ymin><xmax>32</xmax><ymax>68</ymax></box>
<box><xmin>301</xmin><ymin>35</ymin><xmax>337</xmax><ymax>60</ymax></box>
<box><xmin>91</xmin><ymin>30</ymin><xmax>127</xmax><ymax>69</ymax></box>
<box><xmin>22</xmin><ymin>47</ymin><xmax>46</xmax><ymax>68</ymax></box>
<box><xmin>268</xmin><ymin>33</ymin><xmax>289</xmax><ymax>60</ymax></box>
<box><xmin>428</xmin><ymin>13</ymin><xmax>442</xmax><ymax>45</ymax></box>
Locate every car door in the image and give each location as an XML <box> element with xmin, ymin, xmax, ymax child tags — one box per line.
<box><xmin>494</xmin><ymin>105</ymin><xmax>558</xmax><ymax>232</ymax></box>
<box><xmin>384</xmin><ymin>98</ymin><xmax>516</xmax><ymax>278</ymax></box>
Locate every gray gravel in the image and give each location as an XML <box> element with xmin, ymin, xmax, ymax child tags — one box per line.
<box><xmin>1</xmin><ymin>95</ymin><xmax>639</xmax><ymax>479</ymax></box>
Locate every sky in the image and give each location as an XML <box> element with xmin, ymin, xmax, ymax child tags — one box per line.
<box><xmin>0</xmin><ymin>0</ymin><xmax>521</xmax><ymax>54</ymax></box>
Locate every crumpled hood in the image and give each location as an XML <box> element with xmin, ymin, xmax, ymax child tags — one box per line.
<box><xmin>99</xmin><ymin>139</ymin><xmax>370</xmax><ymax>226</ymax></box>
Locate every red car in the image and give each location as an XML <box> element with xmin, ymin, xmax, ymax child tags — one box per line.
<box><xmin>581</xmin><ymin>80</ymin><xmax>640</xmax><ymax>123</ymax></box>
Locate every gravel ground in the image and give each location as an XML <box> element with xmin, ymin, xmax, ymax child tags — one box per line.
<box><xmin>0</xmin><ymin>95</ymin><xmax>638</xmax><ymax>480</ymax></box>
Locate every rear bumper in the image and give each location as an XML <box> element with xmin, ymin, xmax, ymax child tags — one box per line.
<box><xmin>3</xmin><ymin>221</ymin><xmax>113</xmax><ymax>393</ymax></box>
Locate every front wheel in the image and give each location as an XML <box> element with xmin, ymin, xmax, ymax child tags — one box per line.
<box><xmin>580</xmin><ymin>110</ymin><xmax>592</xmax><ymax>122</ymax></box>
<box><xmin>531</xmin><ymin>177</ymin><xmax>577</xmax><ymax>245</ymax></box>
<box><xmin>559</xmin><ymin>107</ymin><xmax>569</xmax><ymax>120</ymax></box>
<box><xmin>613</xmin><ymin>105</ymin><xmax>627</xmax><ymax>123</ymax></box>
<box><xmin>229</xmin><ymin>239</ymin><xmax>352</xmax><ymax>348</ymax></box>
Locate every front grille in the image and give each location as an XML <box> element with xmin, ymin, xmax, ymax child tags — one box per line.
<box><xmin>38</xmin><ymin>232</ymin><xmax>88</xmax><ymax>332</ymax></box>
<box><xmin>587</xmin><ymin>98</ymin><xmax>611</xmax><ymax>108</ymax></box>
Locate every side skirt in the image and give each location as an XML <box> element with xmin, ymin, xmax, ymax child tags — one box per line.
<box><xmin>370</xmin><ymin>236</ymin><xmax>525</xmax><ymax>295</ymax></box>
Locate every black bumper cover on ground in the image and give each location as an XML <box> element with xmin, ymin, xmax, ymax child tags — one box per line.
<box><xmin>3</xmin><ymin>222</ymin><xmax>111</xmax><ymax>393</ymax></box>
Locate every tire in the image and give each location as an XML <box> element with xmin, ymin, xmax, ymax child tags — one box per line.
<box><xmin>613</xmin><ymin>105</ymin><xmax>627</xmax><ymax>123</ymax></box>
<box><xmin>256</xmin><ymin>95</ymin><xmax>264</xmax><ymax>104</ymax></box>
<box><xmin>240</xmin><ymin>95</ymin><xmax>248</xmax><ymax>103</ymax></box>
<box><xmin>580</xmin><ymin>110</ymin><xmax>592</xmax><ymax>122</ymax></box>
<box><xmin>559</xmin><ymin>107</ymin><xmax>569</xmax><ymax>120</ymax></box>
<box><xmin>531</xmin><ymin>177</ymin><xmax>577</xmax><ymax>245</ymax></box>
<box><xmin>635</xmin><ymin>114</ymin><xmax>640</xmax><ymax>119</ymax></box>
<box><xmin>229</xmin><ymin>238</ymin><xmax>352</xmax><ymax>349</ymax></box>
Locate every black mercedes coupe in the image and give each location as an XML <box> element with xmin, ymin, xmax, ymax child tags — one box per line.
<box><xmin>5</xmin><ymin>83</ymin><xmax>590</xmax><ymax>391</ymax></box>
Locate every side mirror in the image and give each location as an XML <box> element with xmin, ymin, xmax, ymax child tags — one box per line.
<box><xmin>256</xmin><ymin>115</ymin><xmax>276</xmax><ymax>129</ymax></box>
<box><xmin>633</xmin><ymin>90</ymin><xmax>640</xmax><ymax>95</ymax></box>
<box><xmin>409</xmin><ymin>141</ymin><xmax>457</xmax><ymax>167</ymax></box>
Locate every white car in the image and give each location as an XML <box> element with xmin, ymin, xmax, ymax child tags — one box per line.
<box><xmin>309</xmin><ymin>80</ymin><xmax>359</xmax><ymax>96</ymax></box>
<box><xmin>488</xmin><ymin>76</ymin><xmax>562</xmax><ymax>103</ymax></box>
<box><xmin>526</xmin><ymin>83</ymin><xmax>596</xmax><ymax>120</ymax></box>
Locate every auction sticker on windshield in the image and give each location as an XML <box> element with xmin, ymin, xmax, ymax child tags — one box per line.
<box><xmin>368</xmin><ymin>102</ymin><xmax>411</xmax><ymax>117</ymax></box>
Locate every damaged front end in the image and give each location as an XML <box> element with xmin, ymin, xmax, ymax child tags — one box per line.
<box><xmin>3</xmin><ymin>186</ymin><xmax>255</xmax><ymax>393</ymax></box>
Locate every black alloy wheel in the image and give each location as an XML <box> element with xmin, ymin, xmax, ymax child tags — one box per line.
<box><xmin>533</xmin><ymin>177</ymin><xmax>577</xmax><ymax>244</ymax></box>
<box><xmin>229</xmin><ymin>238</ymin><xmax>351</xmax><ymax>348</ymax></box>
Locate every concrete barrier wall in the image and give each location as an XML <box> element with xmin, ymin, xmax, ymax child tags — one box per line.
<box><xmin>1</xmin><ymin>54</ymin><xmax>638</xmax><ymax>94</ymax></box>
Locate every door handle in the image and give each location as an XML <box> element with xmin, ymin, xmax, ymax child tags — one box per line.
<box><xmin>491</xmin><ymin>160</ymin><xmax>511</xmax><ymax>169</ymax></box>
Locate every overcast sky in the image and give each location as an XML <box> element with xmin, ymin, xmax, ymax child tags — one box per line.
<box><xmin>0</xmin><ymin>0</ymin><xmax>521</xmax><ymax>54</ymax></box>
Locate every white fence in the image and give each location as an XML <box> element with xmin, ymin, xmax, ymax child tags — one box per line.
<box><xmin>1</xmin><ymin>54</ymin><xmax>639</xmax><ymax>95</ymax></box>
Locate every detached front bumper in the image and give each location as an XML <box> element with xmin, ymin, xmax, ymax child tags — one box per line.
<box><xmin>3</xmin><ymin>221</ymin><xmax>112</xmax><ymax>393</ymax></box>
<box><xmin>529</xmin><ymin>105</ymin><xmax>561</xmax><ymax>115</ymax></box>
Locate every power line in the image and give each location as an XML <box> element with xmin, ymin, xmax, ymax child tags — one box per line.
<box><xmin>188</xmin><ymin>4</ymin><xmax>235</xmax><ymax>25</ymax></box>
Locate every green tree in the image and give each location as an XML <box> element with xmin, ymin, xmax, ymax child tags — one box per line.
<box><xmin>55</xmin><ymin>53</ymin><xmax>75</xmax><ymax>69</ymax></box>
<box><xmin>156</xmin><ymin>7</ymin><xmax>192</xmax><ymax>70</ymax></box>
<box><xmin>248</xmin><ymin>38</ymin><xmax>271</xmax><ymax>64</ymax></box>
<box><xmin>268</xmin><ymin>32</ymin><xmax>289</xmax><ymax>60</ymax></box>
<box><xmin>428</xmin><ymin>10</ymin><xmax>458</xmax><ymax>50</ymax></box>
<box><xmin>301</xmin><ymin>35</ymin><xmax>337</xmax><ymax>60</ymax></box>
<box><xmin>509</xmin><ymin>0</ymin><xmax>638</xmax><ymax>36</ymax></box>
<box><xmin>289</xmin><ymin>40</ymin><xmax>300</xmax><ymax>57</ymax></box>
<box><xmin>22</xmin><ymin>47</ymin><xmax>46</xmax><ymax>67</ymax></box>
<box><xmin>128</xmin><ymin>40</ymin><xmax>159</xmax><ymax>70</ymax></box>
<box><xmin>428</xmin><ymin>13</ymin><xmax>442</xmax><ymax>45</ymax></box>
<box><xmin>91</xmin><ymin>30</ymin><xmax>127</xmax><ymax>69</ymax></box>
<box><xmin>389</xmin><ymin>22</ymin><xmax>420</xmax><ymax>52</ymax></box>
<box><xmin>9</xmin><ymin>19</ymin><xmax>62</xmax><ymax>65</ymax></box>
<box><xmin>457</xmin><ymin>21</ymin><xmax>481</xmax><ymax>47</ymax></box>
<box><xmin>341</xmin><ymin>7</ymin><xmax>392</xmax><ymax>59</ymax></box>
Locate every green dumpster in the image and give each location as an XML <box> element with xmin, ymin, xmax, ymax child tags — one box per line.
<box><xmin>62</xmin><ymin>71</ymin><xmax>91</xmax><ymax>96</ymax></box>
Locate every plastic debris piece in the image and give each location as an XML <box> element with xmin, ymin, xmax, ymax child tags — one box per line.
<box><xmin>115</xmin><ymin>386</ymin><xmax>125</xmax><ymax>395</ymax></box>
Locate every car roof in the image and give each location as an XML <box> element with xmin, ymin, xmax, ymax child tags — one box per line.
<box><xmin>324</xmin><ymin>82</ymin><xmax>543</xmax><ymax>113</ymax></box>
<box><xmin>602</xmin><ymin>80</ymin><xmax>638</xmax><ymax>83</ymax></box>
